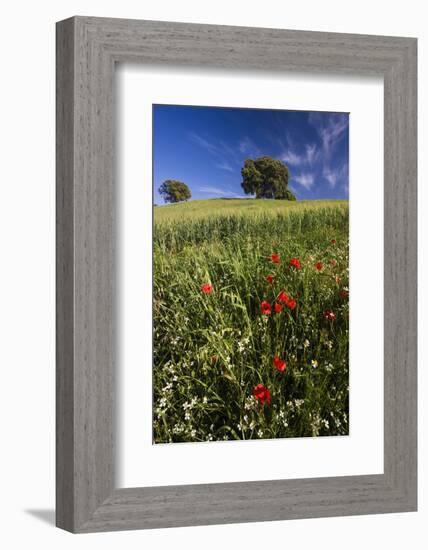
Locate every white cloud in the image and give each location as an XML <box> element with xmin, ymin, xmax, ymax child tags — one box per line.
<box><xmin>308</xmin><ymin>112</ymin><xmax>349</xmax><ymax>156</ymax></box>
<box><xmin>293</xmin><ymin>173</ymin><xmax>315</xmax><ymax>190</ymax></box>
<box><xmin>198</xmin><ymin>185</ymin><xmax>225</xmax><ymax>195</ymax></box>
<box><xmin>238</xmin><ymin>136</ymin><xmax>261</xmax><ymax>157</ymax></box>
<box><xmin>281</xmin><ymin>150</ymin><xmax>304</xmax><ymax>165</ymax></box>
<box><xmin>305</xmin><ymin>143</ymin><xmax>319</xmax><ymax>164</ymax></box>
<box><xmin>189</xmin><ymin>132</ymin><xmax>259</xmax><ymax>169</ymax></box>
<box><xmin>323</xmin><ymin>163</ymin><xmax>348</xmax><ymax>188</ymax></box>
<box><xmin>215</xmin><ymin>161</ymin><xmax>234</xmax><ymax>172</ymax></box>
<box><xmin>280</xmin><ymin>143</ymin><xmax>319</xmax><ymax>166</ymax></box>
<box><xmin>188</xmin><ymin>132</ymin><xmax>219</xmax><ymax>155</ymax></box>
<box><xmin>323</xmin><ymin>167</ymin><xmax>339</xmax><ymax>188</ymax></box>
<box><xmin>198</xmin><ymin>185</ymin><xmax>245</xmax><ymax>198</ymax></box>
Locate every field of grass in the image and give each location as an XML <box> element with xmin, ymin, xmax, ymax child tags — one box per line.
<box><xmin>153</xmin><ymin>199</ymin><xmax>349</xmax><ymax>443</ymax></box>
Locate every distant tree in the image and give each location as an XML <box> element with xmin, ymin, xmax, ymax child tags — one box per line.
<box><xmin>241</xmin><ymin>156</ymin><xmax>296</xmax><ymax>200</ymax></box>
<box><xmin>158</xmin><ymin>180</ymin><xmax>191</xmax><ymax>204</ymax></box>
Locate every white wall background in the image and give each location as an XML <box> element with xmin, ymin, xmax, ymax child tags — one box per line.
<box><xmin>0</xmin><ymin>1</ymin><xmax>424</xmax><ymax>548</ymax></box>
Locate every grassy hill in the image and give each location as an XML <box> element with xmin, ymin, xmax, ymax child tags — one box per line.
<box><xmin>154</xmin><ymin>198</ymin><xmax>348</xmax><ymax>224</ymax></box>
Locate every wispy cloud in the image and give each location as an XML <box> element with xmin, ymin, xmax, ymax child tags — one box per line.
<box><xmin>198</xmin><ymin>185</ymin><xmax>245</xmax><ymax>198</ymax></box>
<box><xmin>323</xmin><ymin>163</ymin><xmax>348</xmax><ymax>188</ymax></box>
<box><xmin>198</xmin><ymin>185</ymin><xmax>226</xmax><ymax>195</ymax></box>
<box><xmin>239</xmin><ymin>136</ymin><xmax>261</xmax><ymax>157</ymax></box>
<box><xmin>189</xmin><ymin>132</ymin><xmax>264</xmax><ymax>172</ymax></box>
<box><xmin>188</xmin><ymin>132</ymin><xmax>219</xmax><ymax>155</ymax></box>
<box><xmin>215</xmin><ymin>161</ymin><xmax>234</xmax><ymax>172</ymax></box>
<box><xmin>308</xmin><ymin>112</ymin><xmax>349</xmax><ymax>156</ymax></box>
<box><xmin>293</xmin><ymin>173</ymin><xmax>315</xmax><ymax>190</ymax></box>
<box><xmin>281</xmin><ymin>149</ymin><xmax>304</xmax><ymax>165</ymax></box>
<box><xmin>323</xmin><ymin>167</ymin><xmax>339</xmax><ymax>188</ymax></box>
<box><xmin>280</xmin><ymin>143</ymin><xmax>319</xmax><ymax>166</ymax></box>
<box><xmin>305</xmin><ymin>143</ymin><xmax>319</xmax><ymax>164</ymax></box>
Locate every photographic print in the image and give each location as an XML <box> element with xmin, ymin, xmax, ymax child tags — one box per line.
<box><xmin>153</xmin><ymin>105</ymin><xmax>349</xmax><ymax>444</ymax></box>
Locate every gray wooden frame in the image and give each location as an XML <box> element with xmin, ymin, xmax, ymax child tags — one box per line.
<box><xmin>56</xmin><ymin>16</ymin><xmax>417</xmax><ymax>533</ymax></box>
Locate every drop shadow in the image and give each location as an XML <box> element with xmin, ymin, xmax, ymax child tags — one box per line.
<box><xmin>25</xmin><ymin>508</ymin><xmax>55</xmax><ymax>526</ymax></box>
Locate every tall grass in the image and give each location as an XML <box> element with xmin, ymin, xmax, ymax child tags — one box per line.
<box><xmin>153</xmin><ymin>200</ymin><xmax>349</xmax><ymax>443</ymax></box>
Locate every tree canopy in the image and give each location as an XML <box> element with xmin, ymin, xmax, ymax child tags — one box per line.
<box><xmin>241</xmin><ymin>156</ymin><xmax>296</xmax><ymax>200</ymax></box>
<box><xmin>158</xmin><ymin>180</ymin><xmax>192</xmax><ymax>204</ymax></box>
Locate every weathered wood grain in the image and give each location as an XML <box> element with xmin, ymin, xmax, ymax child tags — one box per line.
<box><xmin>56</xmin><ymin>16</ymin><xmax>417</xmax><ymax>533</ymax></box>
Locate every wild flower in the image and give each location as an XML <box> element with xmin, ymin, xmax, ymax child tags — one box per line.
<box><xmin>273</xmin><ymin>355</ymin><xmax>286</xmax><ymax>372</ymax></box>
<box><xmin>261</xmin><ymin>301</ymin><xmax>271</xmax><ymax>315</ymax></box>
<box><xmin>287</xmin><ymin>298</ymin><xmax>297</xmax><ymax>310</ymax></box>
<box><xmin>324</xmin><ymin>310</ymin><xmax>337</xmax><ymax>321</ymax></box>
<box><xmin>244</xmin><ymin>395</ymin><xmax>257</xmax><ymax>411</ymax></box>
<box><xmin>182</xmin><ymin>397</ymin><xmax>198</xmax><ymax>410</ymax></box>
<box><xmin>201</xmin><ymin>283</ymin><xmax>213</xmax><ymax>294</ymax></box>
<box><xmin>278</xmin><ymin>291</ymin><xmax>289</xmax><ymax>303</ymax></box>
<box><xmin>253</xmin><ymin>384</ymin><xmax>271</xmax><ymax>405</ymax></box>
<box><xmin>290</xmin><ymin>257</ymin><xmax>301</xmax><ymax>269</ymax></box>
<box><xmin>173</xmin><ymin>423</ymin><xmax>184</xmax><ymax>434</ymax></box>
<box><xmin>340</xmin><ymin>288</ymin><xmax>349</xmax><ymax>299</ymax></box>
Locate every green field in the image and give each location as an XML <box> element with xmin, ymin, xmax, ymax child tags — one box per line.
<box><xmin>153</xmin><ymin>199</ymin><xmax>349</xmax><ymax>443</ymax></box>
<box><xmin>154</xmin><ymin>198</ymin><xmax>348</xmax><ymax>223</ymax></box>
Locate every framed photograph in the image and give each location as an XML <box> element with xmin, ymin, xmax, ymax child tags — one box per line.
<box><xmin>56</xmin><ymin>16</ymin><xmax>417</xmax><ymax>533</ymax></box>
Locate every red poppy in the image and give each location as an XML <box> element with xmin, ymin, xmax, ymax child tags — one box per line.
<box><xmin>201</xmin><ymin>283</ymin><xmax>213</xmax><ymax>294</ymax></box>
<box><xmin>274</xmin><ymin>303</ymin><xmax>282</xmax><ymax>314</ymax></box>
<box><xmin>273</xmin><ymin>355</ymin><xmax>286</xmax><ymax>372</ymax></box>
<box><xmin>315</xmin><ymin>261</ymin><xmax>323</xmax><ymax>271</ymax></box>
<box><xmin>270</xmin><ymin>253</ymin><xmax>281</xmax><ymax>264</ymax></box>
<box><xmin>324</xmin><ymin>309</ymin><xmax>337</xmax><ymax>321</ymax></box>
<box><xmin>266</xmin><ymin>274</ymin><xmax>274</xmax><ymax>285</ymax></box>
<box><xmin>278</xmin><ymin>290</ymin><xmax>289</xmax><ymax>303</ymax></box>
<box><xmin>253</xmin><ymin>384</ymin><xmax>271</xmax><ymax>405</ymax></box>
<box><xmin>340</xmin><ymin>288</ymin><xmax>349</xmax><ymax>299</ymax></box>
<box><xmin>290</xmin><ymin>257</ymin><xmax>301</xmax><ymax>269</ymax></box>
<box><xmin>261</xmin><ymin>301</ymin><xmax>271</xmax><ymax>315</ymax></box>
<box><xmin>330</xmin><ymin>259</ymin><xmax>337</xmax><ymax>267</ymax></box>
<box><xmin>331</xmin><ymin>239</ymin><xmax>337</xmax><ymax>245</ymax></box>
<box><xmin>287</xmin><ymin>298</ymin><xmax>297</xmax><ymax>310</ymax></box>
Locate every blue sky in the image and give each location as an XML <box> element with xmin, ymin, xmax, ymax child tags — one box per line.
<box><xmin>153</xmin><ymin>104</ymin><xmax>349</xmax><ymax>203</ymax></box>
